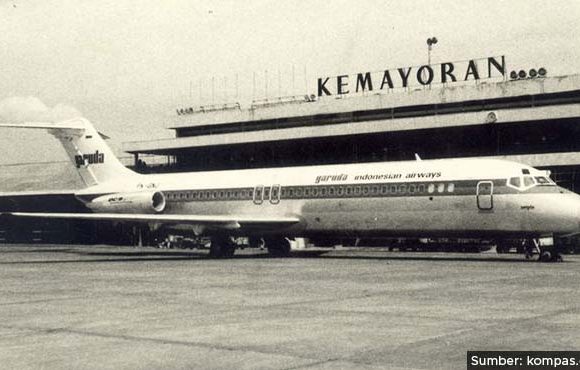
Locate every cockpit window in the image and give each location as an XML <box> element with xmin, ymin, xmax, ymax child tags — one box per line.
<box><xmin>508</xmin><ymin>175</ymin><xmax>539</xmax><ymax>191</ymax></box>
<box><xmin>534</xmin><ymin>176</ymin><xmax>555</xmax><ymax>185</ymax></box>
<box><xmin>509</xmin><ymin>177</ymin><xmax>521</xmax><ymax>188</ymax></box>
<box><xmin>523</xmin><ymin>176</ymin><xmax>535</xmax><ymax>187</ymax></box>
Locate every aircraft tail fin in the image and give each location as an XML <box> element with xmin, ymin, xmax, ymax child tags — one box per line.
<box><xmin>0</xmin><ymin>118</ymin><xmax>139</xmax><ymax>187</ymax></box>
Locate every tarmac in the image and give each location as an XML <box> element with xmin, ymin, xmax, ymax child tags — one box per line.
<box><xmin>0</xmin><ymin>245</ymin><xmax>579</xmax><ymax>370</ymax></box>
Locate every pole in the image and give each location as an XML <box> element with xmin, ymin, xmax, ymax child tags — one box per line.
<box><xmin>211</xmin><ymin>76</ymin><xmax>215</xmax><ymax>103</ymax></box>
<box><xmin>252</xmin><ymin>71</ymin><xmax>256</xmax><ymax>100</ymax></box>
<box><xmin>265</xmin><ymin>70</ymin><xmax>268</xmax><ymax>99</ymax></box>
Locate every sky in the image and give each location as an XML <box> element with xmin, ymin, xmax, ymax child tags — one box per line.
<box><xmin>0</xmin><ymin>0</ymin><xmax>579</xmax><ymax>165</ymax></box>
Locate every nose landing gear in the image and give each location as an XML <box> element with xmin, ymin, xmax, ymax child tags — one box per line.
<box><xmin>529</xmin><ymin>238</ymin><xmax>563</xmax><ymax>262</ymax></box>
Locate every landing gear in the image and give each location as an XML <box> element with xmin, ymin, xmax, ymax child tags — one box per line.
<box><xmin>248</xmin><ymin>237</ymin><xmax>265</xmax><ymax>249</ymax></box>
<box><xmin>209</xmin><ymin>236</ymin><xmax>236</xmax><ymax>258</ymax></box>
<box><xmin>496</xmin><ymin>243</ymin><xmax>509</xmax><ymax>254</ymax></box>
<box><xmin>531</xmin><ymin>237</ymin><xmax>563</xmax><ymax>263</ymax></box>
<box><xmin>264</xmin><ymin>237</ymin><xmax>291</xmax><ymax>257</ymax></box>
<box><xmin>539</xmin><ymin>249</ymin><xmax>553</xmax><ymax>262</ymax></box>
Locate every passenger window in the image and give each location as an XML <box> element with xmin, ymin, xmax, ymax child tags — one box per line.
<box><xmin>398</xmin><ymin>184</ymin><xmax>406</xmax><ymax>193</ymax></box>
<box><xmin>418</xmin><ymin>184</ymin><xmax>425</xmax><ymax>193</ymax></box>
<box><xmin>304</xmin><ymin>188</ymin><xmax>310</xmax><ymax>196</ymax></box>
<box><xmin>295</xmin><ymin>188</ymin><xmax>302</xmax><ymax>196</ymax></box>
<box><xmin>409</xmin><ymin>185</ymin><xmax>416</xmax><ymax>193</ymax></box>
<box><xmin>337</xmin><ymin>187</ymin><xmax>343</xmax><ymax>196</ymax></box>
<box><xmin>233</xmin><ymin>191</ymin><xmax>239</xmax><ymax>198</ymax></box>
<box><xmin>328</xmin><ymin>187</ymin><xmax>334</xmax><ymax>196</ymax></box>
<box><xmin>346</xmin><ymin>187</ymin><xmax>352</xmax><ymax>195</ymax></box>
<box><xmin>447</xmin><ymin>183</ymin><xmax>455</xmax><ymax>193</ymax></box>
<box><xmin>371</xmin><ymin>186</ymin><xmax>378</xmax><ymax>194</ymax></box>
<box><xmin>354</xmin><ymin>186</ymin><xmax>361</xmax><ymax>195</ymax></box>
<box><xmin>219</xmin><ymin>191</ymin><xmax>224</xmax><ymax>198</ymax></box>
<box><xmin>362</xmin><ymin>186</ymin><xmax>369</xmax><ymax>195</ymax></box>
<box><xmin>428</xmin><ymin>184</ymin><xmax>435</xmax><ymax>193</ymax></box>
<box><xmin>312</xmin><ymin>188</ymin><xmax>318</xmax><ymax>196</ymax></box>
<box><xmin>390</xmin><ymin>185</ymin><xmax>397</xmax><ymax>194</ymax></box>
<box><xmin>437</xmin><ymin>183</ymin><xmax>445</xmax><ymax>193</ymax></box>
<box><xmin>264</xmin><ymin>188</ymin><xmax>270</xmax><ymax>198</ymax></box>
<box><xmin>381</xmin><ymin>186</ymin><xmax>388</xmax><ymax>194</ymax></box>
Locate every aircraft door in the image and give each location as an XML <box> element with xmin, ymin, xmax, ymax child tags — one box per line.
<box><xmin>476</xmin><ymin>181</ymin><xmax>493</xmax><ymax>210</ymax></box>
<box><xmin>253</xmin><ymin>185</ymin><xmax>264</xmax><ymax>205</ymax></box>
<box><xmin>270</xmin><ymin>184</ymin><xmax>281</xmax><ymax>204</ymax></box>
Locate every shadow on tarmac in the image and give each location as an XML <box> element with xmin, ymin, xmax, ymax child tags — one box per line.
<box><xmin>316</xmin><ymin>253</ymin><xmax>538</xmax><ymax>263</ymax></box>
<box><xmin>0</xmin><ymin>245</ymin><xmax>549</xmax><ymax>264</ymax></box>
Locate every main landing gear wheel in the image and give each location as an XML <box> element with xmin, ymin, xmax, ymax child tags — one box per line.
<box><xmin>209</xmin><ymin>236</ymin><xmax>236</xmax><ymax>258</ymax></box>
<box><xmin>248</xmin><ymin>237</ymin><xmax>265</xmax><ymax>250</ymax></box>
<box><xmin>264</xmin><ymin>237</ymin><xmax>291</xmax><ymax>257</ymax></box>
<box><xmin>538</xmin><ymin>248</ymin><xmax>563</xmax><ymax>263</ymax></box>
<box><xmin>539</xmin><ymin>249</ymin><xmax>552</xmax><ymax>262</ymax></box>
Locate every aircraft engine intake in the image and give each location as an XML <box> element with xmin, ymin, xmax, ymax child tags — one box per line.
<box><xmin>86</xmin><ymin>191</ymin><xmax>166</xmax><ymax>214</ymax></box>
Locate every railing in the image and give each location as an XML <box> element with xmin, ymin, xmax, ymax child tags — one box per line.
<box><xmin>250</xmin><ymin>94</ymin><xmax>317</xmax><ymax>109</ymax></box>
<box><xmin>175</xmin><ymin>102</ymin><xmax>241</xmax><ymax>116</ymax></box>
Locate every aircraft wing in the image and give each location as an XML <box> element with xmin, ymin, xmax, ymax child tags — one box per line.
<box><xmin>0</xmin><ymin>190</ymin><xmax>78</xmax><ymax>197</ymax></box>
<box><xmin>3</xmin><ymin>212</ymin><xmax>302</xmax><ymax>231</ymax></box>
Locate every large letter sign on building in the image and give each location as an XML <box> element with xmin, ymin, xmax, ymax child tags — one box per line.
<box><xmin>317</xmin><ymin>56</ymin><xmax>506</xmax><ymax>97</ymax></box>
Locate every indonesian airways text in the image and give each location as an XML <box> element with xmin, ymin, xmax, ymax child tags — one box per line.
<box><xmin>315</xmin><ymin>172</ymin><xmax>442</xmax><ymax>184</ymax></box>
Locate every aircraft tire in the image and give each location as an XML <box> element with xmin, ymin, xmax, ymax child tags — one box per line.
<box><xmin>265</xmin><ymin>237</ymin><xmax>291</xmax><ymax>257</ymax></box>
<box><xmin>209</xmin><ymin>236</ymin><xmax>236</xmax><ymax>258</ymax></box>
<box><xmin>223</xmin><ymin>244</ymin><xmax>236</xmax><ymax>258</ymax></box>
<box><xmin>539</xmin><ymin>250</ymin><xmax>552</xmax><ymax>262</ymax></box>
<box><xmin>248</xmin><ymin>237</ymin><xmax>265</xmax><ymax>249</ymax></box>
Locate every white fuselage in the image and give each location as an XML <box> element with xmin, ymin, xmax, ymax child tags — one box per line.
<box><xmin>77</xmin><ymin>158</ymin><xmax>580</xmax><ymax>238</ymax></box>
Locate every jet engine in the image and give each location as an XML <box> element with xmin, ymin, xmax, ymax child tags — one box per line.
<box><xmin>86</xmin><ymin>191</ymin><xmax>166</xmax><ymax>214</ymax></box>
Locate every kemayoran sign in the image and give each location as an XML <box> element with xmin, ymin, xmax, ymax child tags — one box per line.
<box><xmin>317</xmin><ymin>56</ymin><xmax>506</xmax><ymax>97</ymax></box>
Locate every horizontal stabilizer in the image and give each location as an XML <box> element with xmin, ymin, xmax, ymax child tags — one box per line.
<box><xmin>0</xmin><ymin>121</ymin><xmax>85</xmax><ymax>132</ymax></box>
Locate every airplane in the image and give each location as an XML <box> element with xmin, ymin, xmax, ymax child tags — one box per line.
<box><xmin>0</xmin><ymin>117</ymin><xmax>579</xmax><ymax>261</ymax></box>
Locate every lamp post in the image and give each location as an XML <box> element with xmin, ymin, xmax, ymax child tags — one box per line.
<box><xmin>426</xmin><ymin>37</ymin><xmax>438</xmax><ymax>66</ymax></box>
<box><xmin>424</xmin><ymin>37</ymin><xmax>438</xmax><ymax>88</ymax></box>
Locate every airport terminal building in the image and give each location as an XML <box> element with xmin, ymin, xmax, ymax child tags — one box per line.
<box><xmin>124</xmin><ymin>58</ymin><xmax>580</xmax><ymax>193</ymax></box>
